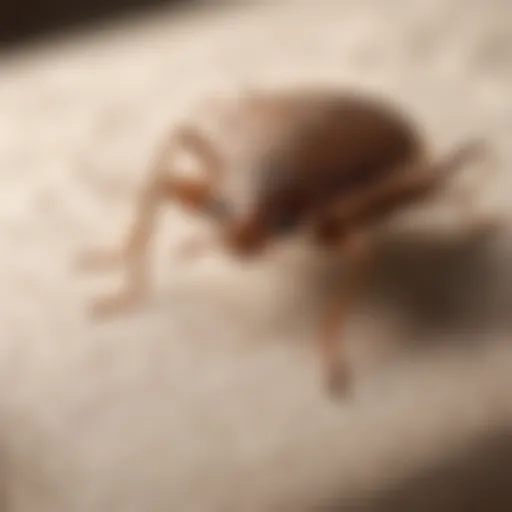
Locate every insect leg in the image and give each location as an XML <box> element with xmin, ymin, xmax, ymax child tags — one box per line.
<box><xmin>78</xmin><ymin>124</ymin><xmax>221</xmax><ymax>269</ymax></box>
<box><xmin>415</xmin><ymin>138</ymin><xmax>496</xmax><ymax>234</ymax></box>
<box><xmin>317</xmin><ymin>229</ymin><xmax>374</xmax><ymax>396</ymax></box>
<box><xmin>78</xmin><ymin>126</ymin><xmax>225</xmax><ymax>317</ymax></box>
<box><xmin>82</xmin><ymin>175</ymin><xmax>215</xmax><ymax>317</ymax></box>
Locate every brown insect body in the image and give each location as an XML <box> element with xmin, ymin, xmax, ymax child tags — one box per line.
<box><xmin>224</xmin><ymin>91</ymin><xmax>424</xmax><ymax>253</ymax></box>
<box><xmin>79</xmin><ymin>86</ymin><xmax>489</xmax><ymax>396</ymax></box>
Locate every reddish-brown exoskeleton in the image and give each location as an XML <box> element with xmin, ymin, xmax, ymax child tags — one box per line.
<box><xmin>78</xmin><ymin>86</ymin><xmax>490</xmax><ymax>393</ymax></box>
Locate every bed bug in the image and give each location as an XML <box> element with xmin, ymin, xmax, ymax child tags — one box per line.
<box><xmin>78</xmin><ymin>86</ymin><xmax>490</xmax><ymax>394</ymax></box>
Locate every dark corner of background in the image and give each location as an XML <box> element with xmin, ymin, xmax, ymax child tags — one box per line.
<box><xmin>0</xmin><ymin>0</ymin><xmax>208</xmax><ymax>50</ymax></box>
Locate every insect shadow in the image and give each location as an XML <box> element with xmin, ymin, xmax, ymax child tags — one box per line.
<box><xmin>363</xmin><ymin>222</ymin><xmax>512</xmax><ymax>346</ymax></box>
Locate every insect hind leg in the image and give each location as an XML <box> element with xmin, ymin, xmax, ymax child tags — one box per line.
<box><xmin>432</xmin><ymin>138</ymin><xmax>497</xmax><ymax>233</ymax></box>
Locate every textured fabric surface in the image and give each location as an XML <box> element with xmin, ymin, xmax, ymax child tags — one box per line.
<box><xmin>0</xmin><ymin>1</ymin><xmax>511</xmax><ymax>510</ymax></box>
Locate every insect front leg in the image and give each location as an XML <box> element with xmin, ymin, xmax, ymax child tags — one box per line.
<box><xmin>81</xmin><ymin>174</ymin><xmax>216</xmax><ymax>317</ymax></box>
<box><xmin>78</xmin><ymin>125</ymin><xmax>225</xmax><ymax>317</ymax></box>
<box><xmin>317</xmin><ymin>228</ymin><xmax>374</xmax><ymax>396</ymax></box>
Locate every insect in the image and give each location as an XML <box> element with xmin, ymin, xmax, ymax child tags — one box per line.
<box><xmin>78</xmin><ymin>86</ymin><xmax>490</xmax><ymax>394</ymax></box>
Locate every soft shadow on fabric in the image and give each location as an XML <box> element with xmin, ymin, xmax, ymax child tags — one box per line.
<box><xmin>364</xmin><ymin>224</ymin><xmax>512</xmax><ymax>344</ymax></box>
<box><xmin>311</xmin><ymin>426</ymin><xmax>512</xmax><ymax>512</ymax></box>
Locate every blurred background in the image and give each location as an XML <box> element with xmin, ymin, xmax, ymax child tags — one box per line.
<box><xmin>0</xmin><ymin>0</ymin><xmax>511</xmax><ymax>511</ymax></box>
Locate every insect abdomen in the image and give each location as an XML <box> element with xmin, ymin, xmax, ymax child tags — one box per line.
<box><xmin>254</xmin><ymin>93</ymin><xmax>422</xmax><ymax>235</ymax></box>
